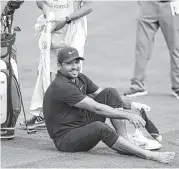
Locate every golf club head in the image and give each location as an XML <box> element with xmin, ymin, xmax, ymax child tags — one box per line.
<box><xmin>27</xmin><ymin>128</ymin><xmax>37</xmax><ymax>134</ymax></box>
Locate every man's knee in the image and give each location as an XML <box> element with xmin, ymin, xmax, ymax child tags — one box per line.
<box><xmin>94</xmin><ymin>121</ymin><xmax>114</xmax><ymax>136</ymax></box>
<box><xmin>94</xmin><ymin>121</ymin><xmax>119</xmax><ymax>147</ymax></box>
<box><xmin>98</xmin><ymin>87</ymin><xmax>120</xmax><ymax>101</ymax></box>
<box><xmin>102</xmin><ymin>87</ymin><xmax>118</xmax><ymax>95</ymax></box>
<box><xmin>98</xmin><ymin>88</ymin><xmax>123</xmax><ymax>108</ymax></box>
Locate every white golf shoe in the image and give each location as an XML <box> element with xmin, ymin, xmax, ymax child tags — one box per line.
<box><xmin>128</xmin><ymin>129</ymin><xmax>162</xmax><ymax>150</ymax></box>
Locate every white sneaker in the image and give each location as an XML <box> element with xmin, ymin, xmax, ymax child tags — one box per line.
<box><xmin>129</xmin><ymin>129</ymin><xmax>162</xmax><ymax>150</ymax></box>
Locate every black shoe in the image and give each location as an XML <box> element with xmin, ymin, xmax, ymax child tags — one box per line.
<box><xmin>19</xmin><ymin>116</ymin><xmax>45</xmax><ymax>130</ymax></box>
<box><xmin>140</xmin><ymin>108</ymin><xmax>162</xmax><ymax>142</ymax></box>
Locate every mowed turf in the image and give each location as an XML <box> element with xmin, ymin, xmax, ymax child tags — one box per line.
<box><xmin>1</xmin><ymin>1</ymin><xmax>179</xmax><ymax>168</ymax></box>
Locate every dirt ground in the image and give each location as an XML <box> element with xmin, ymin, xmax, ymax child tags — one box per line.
<box><xmin>1</xmin><ymin>1</ymin><xmax>179</xmax><ymax>168</ymax></box>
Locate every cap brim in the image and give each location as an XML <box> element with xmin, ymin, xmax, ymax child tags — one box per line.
<box><xmin>63</xmin><ymin>56</ymin><xmax>84</xmax><ymax>63</ymax></box>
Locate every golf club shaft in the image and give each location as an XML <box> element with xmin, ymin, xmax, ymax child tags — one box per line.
<box><xmin>15</xmin><ymin>77</ymin><xmax>36</xmax><ymax>134</ymax></box>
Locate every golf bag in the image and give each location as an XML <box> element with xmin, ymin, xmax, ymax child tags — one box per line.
<box><xmin>0</xmin><ymin>33</ymin><xmax>21</xmax><ymax>139</ymax></box>
<box><xmin>0</xmin><ymin>0</ymin><xmax>24</xmax><ymax>139</ymax></box>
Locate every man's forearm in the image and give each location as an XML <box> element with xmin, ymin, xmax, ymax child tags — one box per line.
<box><xmin>95</xmin><ymin>103</ymin><xmax>132</xmax><ymax>120</ymax></box>
<box><xmin>75</xmin><ymin>96</ymin><xmax>145</xmax><ymax>128</ymax></box>
<box><xmin>68</xmin><ymin>1</ymin><xmax>92</xmax><ymax>21</ymax></box>
<box><xmin>76</xmin><ymin>96</ymin><xmax>131</xmax><ymax>120</ymax></box>
<box><xmin>94</xmin><ymin>103</ymin><xmax>145</xmax><ymax>128</ymax></box>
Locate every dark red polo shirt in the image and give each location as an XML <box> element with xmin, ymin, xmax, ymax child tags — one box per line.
<box><xmin>43</xmin><ymin>71</ymin><xmax>99</xmax><ymax>140</ymax></box>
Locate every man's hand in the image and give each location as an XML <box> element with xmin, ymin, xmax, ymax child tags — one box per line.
<box><xmin>51</xmin><ymin>20</ymin><xmax>66</xmax><ymax>32</ymax></box>
<box><xmin>45</xmin><ymin>12</ymin><xmax>66</xmax><ymax>32</ymax></box>
<box><xmin>128</xmin><ymin>113</ymin><xmax>146</xmax><ymax>129</ymax></box>
<box><xmin>131</xmin><ymin>102</ymin><xmax>150</xmax><ymax>112</ymax></box>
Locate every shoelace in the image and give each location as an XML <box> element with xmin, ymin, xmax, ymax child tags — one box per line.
<box><xmin>131</xmin><ymin>136</ymin><xmax>147</xmax><ymax>147</ymax></box>
<box><xmin>128</xmin><ymin>133</ymin><xmax>147</xmax><ymax>147</ymax></box>
<box><xmin>36</xmin><ymin>116</ymin><xmax>44</xmax><ymax>122</ymax></box>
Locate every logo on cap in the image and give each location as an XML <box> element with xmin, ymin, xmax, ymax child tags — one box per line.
<box><xmin>69</xmin><ymin>51</ymin><xmax>75</xmax><ymax>55</ymax></box>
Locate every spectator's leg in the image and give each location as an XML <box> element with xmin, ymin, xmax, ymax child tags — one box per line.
<box><xmin>159</xmin><ymin>2</ymin><xmax>179</xmax><ymax>93</ymax></box>
<box><xmin>131</xmin><ymin>1</ymin><xmax>159</xmax><ymax>89</ymax></box>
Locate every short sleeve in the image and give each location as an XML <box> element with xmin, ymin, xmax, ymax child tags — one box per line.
<box><xmin>82</xmin><ymin>74</ymin><xmax>99</xmax><ymax>94</ymax></box>
<box><xmin>52</xmin><ymin>82</ymin><xmax>85</xmax><ymax>106</ymax></box>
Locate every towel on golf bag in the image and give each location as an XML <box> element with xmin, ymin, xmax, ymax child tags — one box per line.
<box><xmin>0</xmin><ymin>33</ymin><xmax>21</xmax><ymax>139</ymax></box>
<box><xmin>30</xmin><ymin>16</ymin><xmax>53</xmax><ymax>116</ymax></box>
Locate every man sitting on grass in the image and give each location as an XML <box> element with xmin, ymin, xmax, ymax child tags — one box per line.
<box><xmin>43</xmin><ymin>46</ymin><xmax>175</xmax><ymax>164</ymax></box>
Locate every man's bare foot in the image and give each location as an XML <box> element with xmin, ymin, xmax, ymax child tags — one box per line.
<box><xmin>151</xmin><ymin>152</ymin><xmax>175</xmax><ymax>164</ymax></box>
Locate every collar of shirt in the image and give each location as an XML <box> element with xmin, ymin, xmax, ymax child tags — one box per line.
<box><xmin>56</xmin><ymin>70</ymin><xmax>83</xmax><ymax>89</ymax></box>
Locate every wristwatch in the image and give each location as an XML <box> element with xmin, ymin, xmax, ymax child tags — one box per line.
<box><xmin>65</xmin><ymin>16</ymin><xmax>71</xmax><ymax>24</ymax></box>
